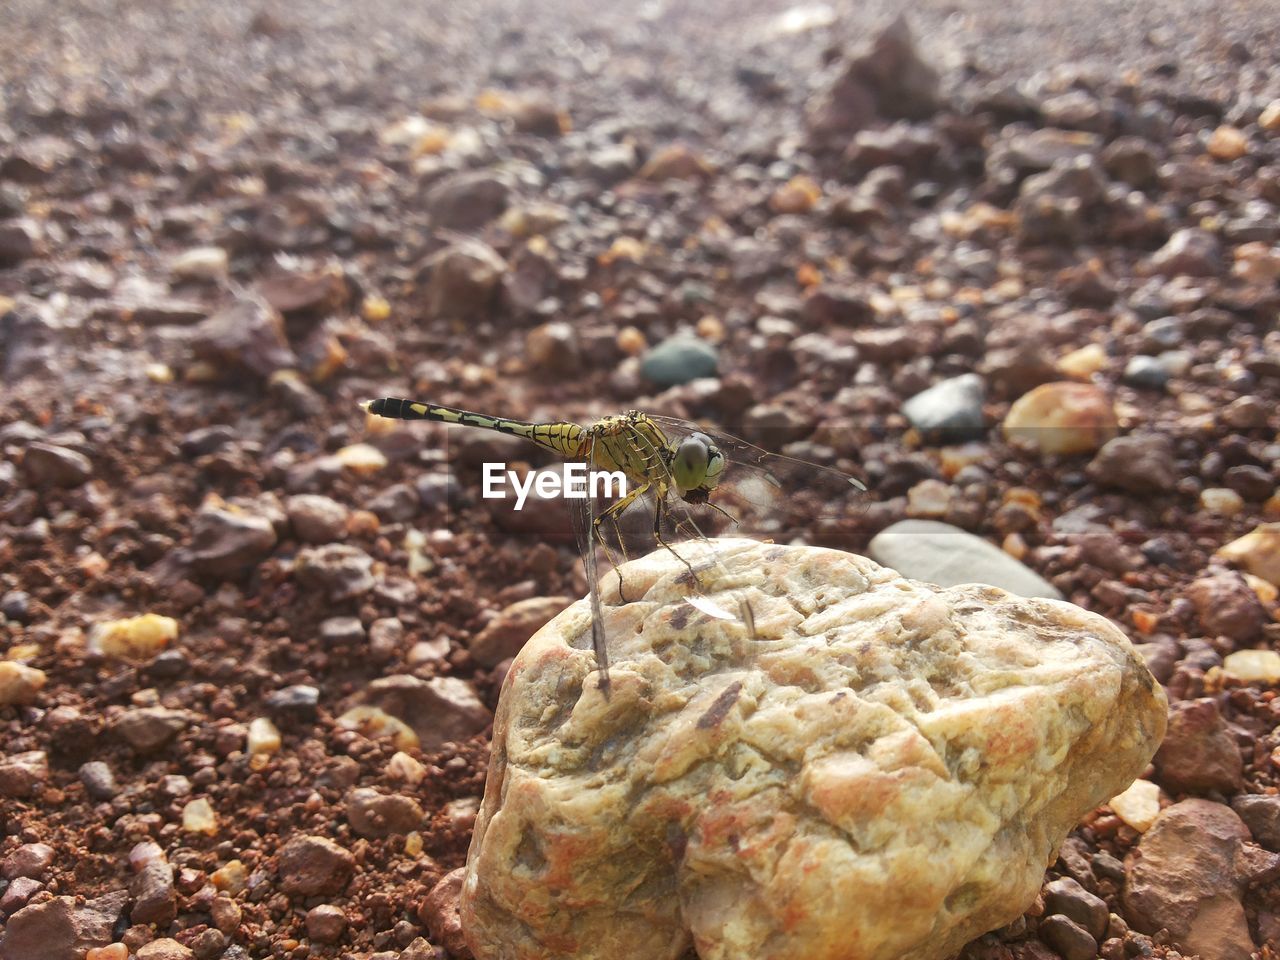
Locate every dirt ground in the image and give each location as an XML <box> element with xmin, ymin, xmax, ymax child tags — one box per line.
<box><xmin>2</xmin><ymin>0</ymin><xmax>1279</xmax><ymax>958</ymax></box>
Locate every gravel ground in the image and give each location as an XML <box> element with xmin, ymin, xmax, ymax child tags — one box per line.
<box><xmin>1</xmin><ymin>0</ymin><xmax>1279</xmax><ymax>958</ymax></box>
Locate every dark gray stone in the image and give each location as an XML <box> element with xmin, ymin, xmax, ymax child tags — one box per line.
<box><xmin>901</xmin><ymin>373</ymin><xmax>986</xmax><ymax>441</ymax></box>
<box><xmin>640</xmin><ymin>336</ymin><xmax>718</xmax><ymax>388</ymax></box>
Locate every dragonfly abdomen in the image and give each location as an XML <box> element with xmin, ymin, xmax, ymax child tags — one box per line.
<box><xmin>361</xmin><ymin>398</ymin><xmax>586</xmax><ymax>458</ymax></box>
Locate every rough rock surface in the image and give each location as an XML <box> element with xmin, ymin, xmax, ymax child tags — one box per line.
<box><xmin>421</xmin><ymin>867</ymin><xmax>470</xmax><ymax>958</ymax></box>
<box><xmin>463</xmin><ymin>540</ymin><xmax>1166</xmax><ymax>960</ymax></box>
<box><xmin>345</xmin><ymin>787</ymin><xmax>425</xmax><ymax>838</ymax></box>
<box><xmin>0</xmin><ymin>890</ymin><xmax>128</xmax><ymax>960</ymax></box>
<box><xmin>806</xmin><ymin>15</ymin><xmax>941</xmax><ymax>141</ymax></box>
<box><xmin>275</xmin><ymin>835</ymin><xmax>356</xmax><ymax>896</ymax></box>
<box><xmin>470</xmin><ymin>596</ymin><xmax>570</xmax><ymax>668</ymax></box>
<box><xmin>130</xmin><ymin>859</ymin><xmax>177</xmax><ymax>925</ymax></box>
<box><xmin>344</xmin><ymin>674</ymin><xmax>492</xmax><ymax>752</ymax></box>
<box><xmin>1087</xmin><ymin>434</ymin><xmax>1178</xmax><ymax>494</ymax></box>
<box><xmin>0</xmin><ymin>751</ymin><xmax>49</xmax><ymax>798</ymax></box>
<box><xmin>1152</xmin><ymin>698</ymin><xmax>1244</xmax><ymax>795</ymax></box>
<box><xmin>1123</xmin><ymin>799</ymin><xmax>1280</xmax><ymax>960</ymax></box>
<box><xmin>190</xmin><ymin>297</ymin><xmax>296</xmax><ymax>377</ymax></box>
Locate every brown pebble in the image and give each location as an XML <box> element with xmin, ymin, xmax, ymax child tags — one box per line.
<box><xmin>1</xmin><ymin>842</ymin><xmax>56</xmax><ymax>880</ymax></box>
<box><xmin>418</xmin><ymin>867</ymin><xmax>469</xmax><ymax>957</ymax></box>
<box><xmin>210</xmin><ymin>895</ymin><xmax>242</xmax><ymax>933</ymax></box>
<box><xmin>306</xmin><ymin>903</ymin><xmax>348</xmax><ymax>944</ymax></box>
<box><xmin>136</xmin><ymin>938</ymin><xmax>194</xmax><ymax>960</ymax></box>
<box><xmin>277</xmin><ymin>834</ymin><xmax>356</xmax><ymax>896</ymax></box>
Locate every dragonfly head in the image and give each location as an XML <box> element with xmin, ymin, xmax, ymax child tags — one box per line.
<box><xmin>671</xmin><ymin>432</ymin><xmax>725</xmax><ymax>502</ymax></box>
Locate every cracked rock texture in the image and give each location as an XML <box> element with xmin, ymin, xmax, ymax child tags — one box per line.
<box><xmin>462</xmin><ymin>540</ymin><xmax>1167</xmax><ymax>960</ymax></box>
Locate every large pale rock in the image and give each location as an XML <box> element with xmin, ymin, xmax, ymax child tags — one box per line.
<box><xmin>462</xmin><ymin>540</ymin><xmax>1166</xmax><ymax>960</ymax></box>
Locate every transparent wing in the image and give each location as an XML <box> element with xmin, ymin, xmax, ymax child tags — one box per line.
<box><xmin>648</xmin><ymin>414</ymin><xmax>870</xmax><ymax>549</ymax></box>
<box><xmin>567</xmin><ymin>435</ymin><xmax>737</xmax><ymax>687</ymax></box>
<box><xmin>568</xmin><ymin>437</ymin><xmax>611</xmax><ymax>693</ymax></box>
<box><xmin>616</xmin><ymin>424</ymin><xmax>757</xmax><ymax>632</ymax></box>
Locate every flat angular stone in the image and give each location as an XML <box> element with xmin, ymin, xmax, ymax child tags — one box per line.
<box><xmin>345</xmin><ymin>674</ymin><xmax>491</xmax><ymax>752</ymax></box>
<box><xmin>191</xmin><ymin>297</ymin><xmax>296</xmax><ymax>377</ymax></box>
<box><xmin>1124</xmin><ymin>799</ymin><xmax>1277</xmax><ymax>960</ymax></box>
<box><xmin>0</xmin><ymin>751</ymin><xmax>48</xmax><ymax>798</ymax></box>
<box><xmin>470</xmin><ymin>597</ymin><xmax>570</xmax><ymax>668</ymax></box>
<box><xmin>130</xmin><ymin>860</ymin><xmax>177</xmax><ymax>925</ymax></box>
<box><xmin>869</xmin><ymin>519</ymin><xmax>1063</xmax><ymax>599</ymax></box>
<box><xmin>423</xmin><ymin>239</ymin><xmax>506</xmax><ymax>319</ymax></box>
<box><xmin>113</xmin><ymin>707</ymin><xmax>190</xmax><ymax>754</ymax></box>
<box><xmin>0</xmin><ymin>891</ymin><xmax>128</xmax><ymax>960</ymax></box>
<box><xmin>1216</xmin><ymin>523</ymin><xmax>1280</xmax><ymax>588</ymax></box>
<box><xmin>463</xmin><ymin>540</ymin><xmax>1166</xmax><ymax>960</ymax></box>
<box><xmin>181</xmin><ymin>507</ymin><xmax>278</xmax><ymax>578</ymax></box>
<box><xmin>276</xmin><ymin>835</ymin><xmax>355</xmax><ymax>897</ymax></box>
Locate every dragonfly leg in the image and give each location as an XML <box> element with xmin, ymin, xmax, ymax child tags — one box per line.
<box><xmin>705</xmin><ymin>500</ymin><xmax>739</xmax><ymax>526</ymax></box>
<box><xmin>652</xmin><ymin>494</ymin><xmax>698</xmax><ymax>583</ymax></box>
<box><xmin>606</xmin><ymin>511</ymin><xmax>634</xmax><ymax>599</ymax></box>
<box><xmin>594</xmin><ymin>482</ymin><xmax>649</xmax><ymax>603</ymax></box>
<box><xmin>595</xmin><ymin>532</ymin><xmax>627</xmax><ymax>603</ymax></box>
<box><xmin>671</xmin><ymin>517</ymin><xmax>702</xmax><ymax>542</ymax></box>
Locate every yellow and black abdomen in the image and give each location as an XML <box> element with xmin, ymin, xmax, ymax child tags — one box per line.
<box><xmin>361</xmin><ymin>398</ymin><xmax>587</xmax><ymax>459</ymax></box>
<box><xmin>362</xmin><ymin>398</ymin><xmax>439</xmax><ymax>420</ymax></box>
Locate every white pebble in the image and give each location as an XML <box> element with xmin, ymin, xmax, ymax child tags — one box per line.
<box><xmin>182</xmin><ymin>797</ymin><xmax>218</xmax><ymax>834</ymax></box>
<box><xmin>905</xmin><ymin>479</ymin><xmax>953</xmax><ymax>519</ymax></box>
<box><xmin>336</xmin><ymin>705</ymin><xmax>419</xmax><ymax>750</ymax></box>
<box><xmin>89</xmin><ymin>614</ymin><xmax>178</xmax><ymax>660</ymax></box>
<box><xmin>171</xmin><ymin>247</ymin><xmax>229</xmax><ymax>281</ymax></box>
<box><xmin>247</xmin><ymin>717</ymin><xmax>282</xmax><ymax>756</ymax></box>
<box><xmin>1200</xmin><ymin>488</ymin><xmax>1244</xmax><ymax>517</ymax></box>
<box><xmin>336</xmin><ymin>443</ymin><xmax>388</xmax><ymax>473</ymax></box>
<box><xmin>1222</xmin><ymin>649</ymin><xmax>1280</xmax><ymax>684</ymax></box>
<box><xmin>0</xmin><ymin>661</ymin><xmax>47</xmax><ymax>706</ymax></box>
<box><xmin>1109</xmin><ymin>778</ymin><xmax>1162</xmax><ymax>833</ymax></box>
<box><xmin>129</xmin><ymin>840</ymin><xmax>165</xmax><ymax>871</ymax></box>
<box><xmin>388</xmin><ymin>750</ymin><xmax>427</xmax><ymax>785</ymax></box>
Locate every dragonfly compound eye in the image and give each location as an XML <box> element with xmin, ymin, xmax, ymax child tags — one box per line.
<box><xmin>703</xmin><ymin>443</ymin><xmax>725</xmax><ymax>490</ymax></box>
<box><xmin>672</xmin><ymin>434</ymin><xmax>711</xmax><ymax>493</ymax></box>
<box><xmin>672</xmin><ymin>432</ymin><xmax>725</xmax><ymax>495</ymax></box>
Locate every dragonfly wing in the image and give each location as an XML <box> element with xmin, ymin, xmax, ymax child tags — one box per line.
<box><xmin>648</xmin><ymin>414</ymin><xmax>869</xmax><ymax>541</ymax></box>
<box><xmin>569</xmin><ymin>438</ymin><xmax>610</xmax><ymax>692</ymax></box>
<box><xmin>628</xmin><ymin>436</ymin><xmax>758</xmax><ymax>634</ymax></box>
<box><xmin>686</xmin><ymin>594</ymin><xmax>740</xmax><ymax>621</ymax></box>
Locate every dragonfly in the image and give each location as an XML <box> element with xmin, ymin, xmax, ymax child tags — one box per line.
<box><xmin>358</xmin><ymin>397</ymin><xmax>868</xmax><ymax>692</ymax></box>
